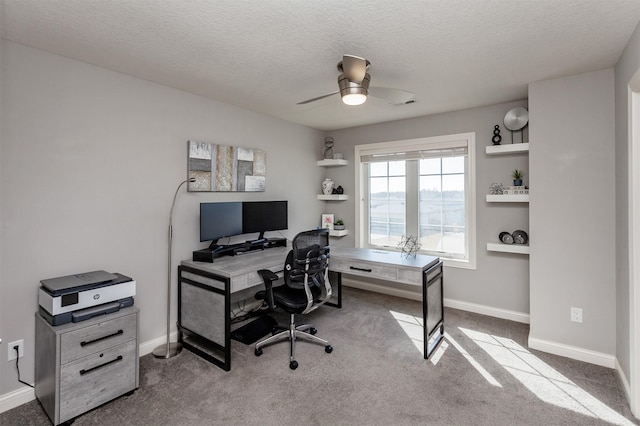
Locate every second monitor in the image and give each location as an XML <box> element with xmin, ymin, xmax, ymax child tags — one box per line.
<box><xmin>199</xmin><ymin>200</ymin><xmax>288</xmax><ymax>250</ymax></box>
<box><xmin>242</xmin><ymin>200</ymin><xmax>288</xmax><ymax>242</ymax></box>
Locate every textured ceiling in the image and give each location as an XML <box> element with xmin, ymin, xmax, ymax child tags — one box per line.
<box><xmin>1</xmin><ymin>0</ymin><xmax>640</xmax><ymax>131</ymax></box>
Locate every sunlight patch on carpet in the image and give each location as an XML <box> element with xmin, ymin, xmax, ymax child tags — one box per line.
<box><xmin>460</xmin><ymin>327</ymin><xmax>633</xmax><ymax>425</ymax></box>
<box><xmin>388</xmin><ymin>310</ymin><xmax>501</xmax><ymax>385</ymax></box>
<box><xmin>389</xmin><ymin>310</ymin><xmax>423</xmax><ymax>352</ymax></box>
<box><xmin>444</xmin><ymin>331</ymin><xmax>502</xmax><ymax>387</ymax></box>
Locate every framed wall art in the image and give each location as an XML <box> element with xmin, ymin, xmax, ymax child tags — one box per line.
<box><xmin>187</xmin><ymin>140</ymin><xmax>266</xmax><ymax>192</ymax></box>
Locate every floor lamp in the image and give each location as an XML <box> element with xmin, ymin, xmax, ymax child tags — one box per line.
<box><xmin>153</xmin><ymin>177</ymin><xmax>195</xmax><ymax>359</ymax></box>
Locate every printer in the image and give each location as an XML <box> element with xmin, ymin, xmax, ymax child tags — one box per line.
<box><xmin>38</xmin><ymin>270</ymin><xmax>136</xmax><ymax>326</ymax></box>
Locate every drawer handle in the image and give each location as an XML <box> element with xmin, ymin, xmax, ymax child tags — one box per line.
<box><xmin>79</xmin><ymin>355</ymin><xmax>123</xmax><ymax>376</ymax></box>
<box><xmin>80</xmin><ymin>329</ymin><xmax>124</xmax><ymax>347</ymax></box>
<box><xmin>350</xmin><ymin>266</ymin><xmax>372</xmax><ymax>273</ymax></box>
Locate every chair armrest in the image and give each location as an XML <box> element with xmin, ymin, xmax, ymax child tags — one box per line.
<box><xmin>257</xmin><ymin>269</ymin><xmax>279</xmax><ymax>310</ymax></box>
<box><xmin>258</xmin><ymin>269</ymin><xmax>279</xmax><ymax>287</ymax></box>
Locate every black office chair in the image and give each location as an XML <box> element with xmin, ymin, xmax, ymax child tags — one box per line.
<box><xmin>254</xmin><ymin>229</ymin><xmax>333</xmax><ymax>370</ymax></box>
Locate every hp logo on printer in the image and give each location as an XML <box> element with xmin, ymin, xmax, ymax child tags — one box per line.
<box><xmin>93</xmin><ymin>293</ymin><xmax>100</xmax><ymax>300</ymax></box>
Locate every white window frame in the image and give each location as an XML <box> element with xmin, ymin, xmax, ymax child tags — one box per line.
<box><xmin>355</xmin><ymin>133</ymin><xmax>476</xmax><ymax>270</ymax></box>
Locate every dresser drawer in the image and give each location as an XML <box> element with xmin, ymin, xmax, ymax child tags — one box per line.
<box><xmin>330</xmin><ymin>258</ymin><xmax>398</xmax><ymax>281</ymax></box>
<box><xmin>59</xmin><ymin>340</ymin><xmax>137</xmax><ymax>423</ymax></box>
<box><xmin>60</xmin><ymin>313</ymin><xmax>137</xmax><ymax>364</ymax></box>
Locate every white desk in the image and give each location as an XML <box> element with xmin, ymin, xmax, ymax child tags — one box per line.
<box><xmin>178</xmin><ymin>246</ymin><xmax>442</xmax><ymax>370</ymax></box>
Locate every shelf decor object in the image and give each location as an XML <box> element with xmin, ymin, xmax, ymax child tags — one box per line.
<box><xmin>397</xmin><ymin>235</ymin><xmax>421</xmax><ymax>258</ymax></box>
<box><xmin>503</xmin><ymin>107</ymin><xmax>529</xmax><ymax>144</ymax></box>
<box><xmin>492</xmin><ymin>124</ymin><xmax>502</xmax><ymax>145</ymax></box>
<box><xmin>153</xmin><ymin>178</ymin><xmax>194</xmax><ymax>359</ymax></box>
<box><xmin>502</xmin><ymin>186</ymin><xmax>529</xmax><ymax>195</ymax></box>
<box><xmin>322</xmin><ymin>177</ymin><xmax>334</xmax><ymax>195</ymax></box>
<box><xmin>512</xmin><ymin>169</ymin><xmax>525</xmax><ymax>186</ymax></box>
<box><xmin>323</xmin><ymin>136</ymin><xmax>334</xmax><ymax>159</ymax></box>
<box><xmin>321</xmin><ymin>213</ymin><xmax>334</xmax><ymax>230</ymax></box>
<box><xmin>489</xmin><ymin>182</ymin><xmax>505</xmax><ymax>194</ymax></box>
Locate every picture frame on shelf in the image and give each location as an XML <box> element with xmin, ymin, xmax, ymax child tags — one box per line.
<box><xmin>321</xmin><ymin>214</ymin><xmax>334</xmax><ymax>230</ymax></box>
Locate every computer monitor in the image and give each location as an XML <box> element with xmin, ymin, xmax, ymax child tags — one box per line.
<box><xmin>200</xmin><ymin>202</ymin><xmax>243</xmax><ymax>247</ymax></box>
<box><xmin>242</xmin><ymin>201</ymin><xmax>288</xmax><ymax>241</ymax></box>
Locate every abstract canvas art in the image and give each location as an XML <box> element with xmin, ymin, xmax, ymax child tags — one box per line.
<box><xmin>187</xmin><ymin>140</ymin><xmax>266</xmax><ymax>192</ymax></box>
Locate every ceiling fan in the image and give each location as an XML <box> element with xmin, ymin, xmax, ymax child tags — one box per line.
<box><xmin>297</xmin><ymin>54</ymin><xmax>416</xmax><ymax>106</ymax></box>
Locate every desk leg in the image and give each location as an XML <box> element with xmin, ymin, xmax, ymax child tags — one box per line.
<box><xmin>178</xmin><ymin>266</ymin><xmax>231</xmax><ymax>371</ymax></box>
<box><xmin>423</xmin><ymin>261</ymin><xmax>444</xmax><ymax>359</ymax></box>
<box><xmin>326</xmin><ymin>271</ymin><xmax>342</xmax><ymax>309</ymax></box>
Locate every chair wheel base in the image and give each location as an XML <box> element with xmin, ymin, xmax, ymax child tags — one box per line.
<box><xmin>325</xmin><ymin>345</ymin><xmax>333</xmax><ymax>353</ymax></box>
<box><xmin>289</xmin><ymin>360</ymin><xmax>298</xmax><ymax>370</ymax></box>
<box><xmin>255</xmin><ymin>348</ymin><xmax>263</xmax><ymax>356</ymax></box>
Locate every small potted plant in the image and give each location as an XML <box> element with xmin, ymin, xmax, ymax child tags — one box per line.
<box><xmin>334</xmin><ymin>219</ymin><xmax>345</xmax><ymax>231</ymax></box>
<box><xmin>512</xmin><ymin>169</ymin><xmax>525</xmax><ymax>186</ymax></box>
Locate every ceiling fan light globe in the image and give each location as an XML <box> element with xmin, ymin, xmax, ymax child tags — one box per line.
<box><xmin>338</xmin><ymin>73</ymin><xmax>370</xmax><ymax>106</ymax></box>
<box><xmin>342</xmin><ymin>93</ymin><xmax>367</xmax><ymax>105</ymax></box>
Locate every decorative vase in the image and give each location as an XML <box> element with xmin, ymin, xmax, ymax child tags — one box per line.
<box><xmin>513</xmin><ymin>179</ymin><xmax>523</xmax><ymax>186</ymax></box>
<box><xmin>322</xmin><ymin>178</ymin><xmax>334</xmax><ymax>195</ymax></box>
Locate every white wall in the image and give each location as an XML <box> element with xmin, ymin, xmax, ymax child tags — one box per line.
<box><xmin>327</xmin><ymin>101</ymin><xmax>530</xmax><ymax>317</ymax></box>
<box><xmin>614</xmin><ymin>19</ymin><xmax>640</xmax><ymax>387</ymax></box>
<box><xmin>0</xmin><ymin>41</ymin><xmax>324</xmax><ymax>396</ymax></box>
<box><xmin>529</xmin><ymin>69</ymin><xmax>616</xmax><ymax>358</ymax></box>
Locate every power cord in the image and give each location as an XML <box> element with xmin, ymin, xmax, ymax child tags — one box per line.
<box><xmin>13</xmin><ymin>345</ymin><xmax>34</xmax><ymax>388</ymax></box>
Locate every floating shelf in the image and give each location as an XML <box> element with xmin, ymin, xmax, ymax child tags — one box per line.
<box><xmin>486</xmin><ymin>194</ymin><xmax>529</xmax><ymax>203</ymax></box>
<box><xmin>486</xmin><ymin>143</ymin><xmax>529</xmax><ymax>155</ymax></box>
<box><xmin>329</xmin><ymin>229</ymin><xmax>349</xmax><ymax>237</ymax></box>
<box><xmin>317</xmin><ymin>159</ymin><xmax>349</xmax><ymax>167</ymax></box>
<box><xmin>317</xmin><ymin>194</ymin><xmax>348</xmax><ymax>201</ymax></box>
<box><xmin>487</xmin><ymin>242</ymin><xmax>530</xmax><ymax>255</ymax></box>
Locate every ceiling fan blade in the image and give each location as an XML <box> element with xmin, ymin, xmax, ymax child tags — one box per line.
<box><xmin>296</xmin><ymin>91</ymin><xmax>340</xmax><ymax>105</ymax></box>
<box><xmin>368</xmin><ymin>87</ymin><xmax>416</xmax><ymax>105</ymax></box>
<box><xmin>342</xmin><ymin>55</ymin><xmax>369</xmax><ymax>83</ymax></box>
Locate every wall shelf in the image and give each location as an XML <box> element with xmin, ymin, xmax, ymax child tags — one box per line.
<box><xmin>486</xmin><ymin>194</ymin><xmax>529</xmax><ymax>203</ymax></box>
<box><xmin>317</xmin><ymin>159</ymin><xmax>348</xmax><ymax>236</ymax></box>
<box><xmin>487</xmin><ymin>242</ymin><xmax>530</xmax><ymax>255</ymax></box>
<box><xmin>486</xmin><ymin>143</ymin><xmax>529</xmax><ymax>155</ymax></box>
<box><xmin>329</xmin><ymin>229</ymin><xmax>349</xmax><ymax>237</ymax></box>
<box><xmin>318</xmin><ymin>194</ymin><xmax>348</xmax><ymax>201</ymax></box>
<box><xmin>317</xmin><ymin>159</ymin><xmax>349</xmax><ymax>167</ymax></box>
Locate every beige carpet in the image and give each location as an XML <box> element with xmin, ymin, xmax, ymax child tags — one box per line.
<box><xmin>2</xmin><ymin>287</ymin><xmax>637</xmax><ymax>425</ymax></box>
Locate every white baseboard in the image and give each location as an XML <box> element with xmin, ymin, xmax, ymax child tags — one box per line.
<box><xmin>528</xmin><ymin>336</ymin><xmax>616</xmax><ymax>368</ymax></box>
<box><xmin>0</xmin><ymin>386</ymin><xmax>35</xmax><ymax>415</ymax></box>
<box><xmin>443</xmin><ymin>298</ymin><xmax>530</xmax><ymax>324</ymax></box>
<box><xmin>615</xmin><ymin>357</ymin><xmax>632</xmax><ymax>402</ymax></box>
<box><xmin>139</xmin><ymin>331</ymin><xmax>179</xmax><ymax>357</ymax></box>
<box><xmin>0</xmin><ymin>331</ymin><xmax>180</xmax><ymax>414</ymax></box>
<box><xmin>342</xmin><ymin>278</ymin><xmax>530</xmax><ymax>324</ymax></box>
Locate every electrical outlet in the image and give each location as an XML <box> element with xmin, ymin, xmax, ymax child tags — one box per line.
<box><xmin>570</xmin><ymin>307</ymin><xmax>583</xmax><ymax>323</ymax></box>
<box><xmin>8</xmin><ymin>339</ymin><xmax>24</xmax><ymax>361</ymax></box>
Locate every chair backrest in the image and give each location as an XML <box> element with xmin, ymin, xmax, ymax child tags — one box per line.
<box><xmin>286</xmin><ymin>229</ymin><xmax>332</xmax><ymax>314</ymax></box>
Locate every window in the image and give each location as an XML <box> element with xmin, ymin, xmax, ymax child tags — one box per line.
<box><xmin>356</xmin><ymin>133</ymin><xmax>476</xmax><ymax>269</ymax></box>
